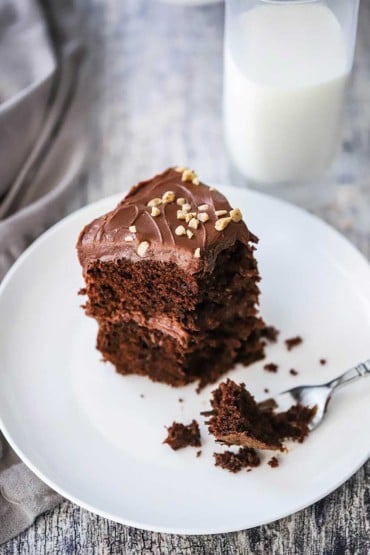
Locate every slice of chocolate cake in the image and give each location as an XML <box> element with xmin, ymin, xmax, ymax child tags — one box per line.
<box><xmin>205</xmin><ymin>379</ymin><xmax>316</xmax><ymax>450</ymax></box>
<box><xmin>77</xmin><ymin>167</ymin><xmax>272</xmax><ymax>389</ymax></box>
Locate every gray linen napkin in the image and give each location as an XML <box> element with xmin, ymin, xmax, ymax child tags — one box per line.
<box><xmin>0</xmin><ymin>0</ymin><xmax>88</xmax><ymax>544</ymax></box>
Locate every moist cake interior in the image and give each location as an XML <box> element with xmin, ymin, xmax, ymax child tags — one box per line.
<box><xmin>205</xmin><ymin>379</ymin><xmax>316</xmax><ymax>451</ymax></box>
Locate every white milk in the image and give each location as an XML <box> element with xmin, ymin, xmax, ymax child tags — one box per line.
<box><xmin>224</xmin><ymin>3</ymin><xmax>350</xmax><ymax>184</ymax></box>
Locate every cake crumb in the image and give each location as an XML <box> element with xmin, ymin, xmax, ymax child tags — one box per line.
<box><xmin>164</xmin><ymin>420</ymin><xmax>201</xmax><ymax>451</ymax></box>
<box><xmin>263</xmin><ymin>326</ymin><xmax>279</xmax><ymax>343</ymax></box>
<box><xmin>178</xmin><ymin>398</ymin><xmax>184</xmax><ymax>403</ymax></box>
<box><xmin>264</xmin><ymin>363</ymin><xmax>278</xmax><ymax>373</ymax></box>
<box><xmin>320</xmin><ymin>358</ymin><xmax>327</xmax><ymax>365</ymax></box>
<box><xmin>289</xmin><ymin>369</ymin><xmax>299</xmax><ymax>376</ymax></box>
<box><xmin>140</xmin><ymin>394</ymin><xmax>145</xmax><ymax>398</ymax></box>
<box><xmin>207</xmin><ymin>379</ymin><xmax>317</xmax><ymax>451</ymax></box>
<box><xmin>196</xmin><ymin>450</ymin><xmax>202</xmax><ymax>458</ymax></box>
<box><xmin>264</xmin><ymin>388</ymin><xmax>269</xmax><ymax>394</ymax></box>
<box><xmin>268</xmin><ymin>456</ymin><xmax>279</xmax><ymax>468</ymax></box>
<box><xmin>285</xmin><ymin>336</ymin><xmax>303</xmax><ymax>351</ymax></box>
<box><xmin>214</xmin><ymin>448</ymin><xmax>261</xmax><ymax>474</ymax></box>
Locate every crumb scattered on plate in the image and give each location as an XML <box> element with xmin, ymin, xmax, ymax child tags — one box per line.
<box><xmin>268</xmin><ymin>456</ymin><xmax>279</xmax><ymax>468</ymax></box>
<box><xmin>285</xmin><ymin>336</ymin><xmax>303</xmax><ymax>351</ymax></box>
<box><xmin>289</xmin><ymin>368</ymin><xmax>298</xmax><ymax>376</ymax></box>
<box><xmin>263</xmin><ymin>363</ymin><xmax>278</xmax><ymax>373</ymax></box>
<box><xmin>214</xmin><ymin>448</ymin><xmax>260</xmax><ymax>474</ymax></box>
<box><xmin>320</xmin><ymin>358</ymin><xmax>327</xmax><ymax>365</ymax></box>
<box><xmin>163</xmin><ymin>420</ymin><xmax>201</xmax><ymax>451</ymax></box>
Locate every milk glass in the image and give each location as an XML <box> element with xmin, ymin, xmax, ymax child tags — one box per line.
<box><xmin>224</xmin><ymin>0</ymin><xmax>360</xmax><ymax>206</ymax></box>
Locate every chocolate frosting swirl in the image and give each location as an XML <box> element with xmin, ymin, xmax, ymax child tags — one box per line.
<box><xmin>77</xmin><ymin>167</ymin><xmax>255</xmax><ymax>274</ymax></box>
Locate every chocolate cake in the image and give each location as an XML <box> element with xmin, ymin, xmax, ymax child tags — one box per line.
<box><xmin>205</xmin><ymin>379</ymin><xmax>316</xmax><ymax>451</ymax></box>
<box><xmin>164</xmin><ymin>420</ymin><xmax>201</xmax><ymax>450</ymax></box>
<box><xmin>77</xmin><ymin>167</ymin><xmax>271</xmax><ymax>389</ymax></box>
<box><xmin>214</xmin><ymin>447</ymin><xmax>260</xmax><ymax>473</ymax></box>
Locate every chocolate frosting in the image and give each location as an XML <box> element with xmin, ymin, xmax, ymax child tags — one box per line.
<box><xmin>77</xmin><ymin>167</ymin><xmax>255</xmax><ymax>274</ymax></box>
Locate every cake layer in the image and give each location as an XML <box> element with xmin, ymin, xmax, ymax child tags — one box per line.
<box><xmin>96</xmin><ymin>315</ymin><xmax>266</xmax><ymax>388</ymax></box>
<box><xmin>82</xmin><ymin>241</ymin><xmax>261</xmax><ymax>331</ymax></box>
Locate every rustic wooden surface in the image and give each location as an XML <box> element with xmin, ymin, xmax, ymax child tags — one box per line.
<box><xmin>1</xmin><ymin>1</ymin><xmax>369</xmax><ymax>553</ymax></box>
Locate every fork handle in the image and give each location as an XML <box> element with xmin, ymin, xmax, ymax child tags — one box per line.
<box><xmin>328</xmin><ymin>359</ymin><xmax>370</xmax><ymax>390</ymax></box>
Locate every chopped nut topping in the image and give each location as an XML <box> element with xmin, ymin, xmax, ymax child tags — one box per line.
<box><xmin>188</xmin><ymin>217</ymin><xmax>200</xmax><ymax>230</ymax></box>
<box><xmin>181</xmin><ymin>169</ymin><xmax>198</xmax><ymax>183</ymax></box>
<box><xmin>129</xmin><ymin>225</ymin><xmax>137</xmax><ymax>233</ymax></box>
<box><xmin>124</xmin><ymin>235</ymin><xmax>134</xmax><ymax>242</ymax></box>
<box><xmin>177</xmin><ymin>197</ymin><xmax>186</xmax><ymax>206</ymax></box>
<box><xmin>198</xmin><ymin>204</ymin><xmax>209</xmax><ymax>211</ymax></box>
<box><xmin>215</xmin><ymin>217</ymin><xmax>232</xmax><ymax>231</ymax></box>
<box><xmin>151</xmin><ymin>206</ymin><xmax>160</xmax><ymax>217</ymax></box>
<box><xmin>215</xmin><ymin>209</ymin><xmax>228</xmax><ymax>217</ymax></box>
<box><xmin>197</xmin><ymin>212</ymin><xmax>209</xmax><ymax>223</ymax></box>
<box><xmin>185</xmin><ymin>212</ymin><xmax>197</xmax><ymax>223</ymax></box>
<box><xmin>177</xmin><ymin>210</ymin><xmax>187</xmax><ymax>220</ymax></box>
<box><xmin>182</xmin><ymin>203</ymin><xmax>192</xmax><ymax>212</ymax></box>
<box><xmin>162</xmin><ymin>191</ymin><xmax>175</xmax><ymax>204</ymax></box>
<box><xmin>175</xmin><ymin>225</ymin><xmax>186</xmax><ymax>236</ymax></box>
<box><xmin>137</xmin><ymin>241</ymin><xmax>149</xmax><ymax>257</ymax></box>
<box><xmin>147</xmin><ymin>198</ymin><xmax>162</xmax><ymax>207</ymax></box>
<box><xmin>230</xmin><ymin>208</ymin><xmax>243</xmax><ymax>222</ymax></box>
<box><xmin>194</xmin><ymin>248</ymin><xmax>201</xmax><ymax>258</ymax></box>
<box><xmin>186</xmin><ymin>230</ymin><xmax>194</xmax><ymax>239</ymax></box>
<box><xmin>210</xmin><ymin>187</ymin><xmax>216</xmax><ymax>192</ymax></box>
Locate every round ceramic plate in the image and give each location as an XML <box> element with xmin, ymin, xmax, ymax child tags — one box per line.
<box><xmin>1</xmin><ymin>187</ymin><xmax>370</xmax><ymax>535</ymax></box>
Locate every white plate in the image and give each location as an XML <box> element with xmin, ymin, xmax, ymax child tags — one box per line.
<box><xmin>1</xmin><ymin>187</ymin><xmax>370</xmax><ymax>535</ymax></box>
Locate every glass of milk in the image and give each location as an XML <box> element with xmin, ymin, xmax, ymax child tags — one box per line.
<box><xmin>224</xmin><ymin>0</ymin><xmax>360</xmax><ymax>204</ymax></box>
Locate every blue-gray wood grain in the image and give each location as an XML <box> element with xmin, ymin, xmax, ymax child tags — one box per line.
<box><xmin>1</xmin><ymin>1</ymin><xmax>369</xmax><ymax>553</ymax></box>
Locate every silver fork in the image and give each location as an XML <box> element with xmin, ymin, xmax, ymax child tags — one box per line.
<box><xmin>270</xmin><ymin>359</ymin><xmax>370</xmax><ymax>431</ymax></box>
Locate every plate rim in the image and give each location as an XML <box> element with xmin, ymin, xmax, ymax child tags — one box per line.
<box><xmin>1</xmin><ymin>187</ymin><xmax>370</xmax><ymax>535</ymax></box>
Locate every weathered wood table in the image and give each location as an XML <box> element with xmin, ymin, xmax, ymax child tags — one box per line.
<box><xmin>1</xmin><ymin>1</ymin><xmax>369</xmax><ymax>553</ymax></box>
